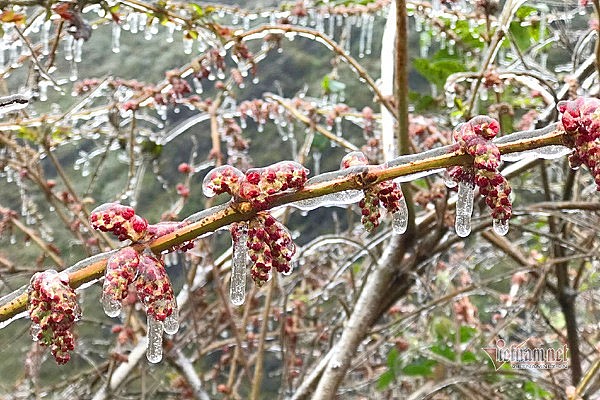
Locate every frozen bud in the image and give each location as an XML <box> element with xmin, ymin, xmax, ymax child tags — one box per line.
<box><xmin>28</xmin><ymin>270</ymin><xmax>81</xmax><ymax>364</ymax></box>
<box><xmin>340</xmin><ymin>151</ymin><xmax>369</xmax><ymax>169</ymax></box>
<box><xmin>202</xmin><ymin>165</ymin><xmax>244</xmax><ymax>197</ymax></box>
<box><xmin>557</xmin><ymin>97</ymin><xmax>600</xmax><ymax>190</ymax></box>
<box><xmin>358</xmin><ymin>189</ymin><xmax>381</xmax><ymax>232</ymax></box>
<box><xmin>135</xmin><ymin>254</ymin><xmax>177</xmax><ymax>322</ymax></box>
<box><xmin>89</xmin><ymin>202</ymin><xmax>148</xmax><ymax>242</ymax></box>
<box><xmin>238</xmin><ymin>161</ymin><xmax>309</xmax><ymax>210</ymax></box>
<box><xmin>102</xmin><ymin>247</ymin><xmax>139</xmax><ymax>317</ymax></box>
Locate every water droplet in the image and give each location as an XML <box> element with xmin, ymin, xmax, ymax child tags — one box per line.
<box><xmin>392</xmin><ymin>197</ymin><xmax>408</xmax><ymax>235</ymax></box>
<box><xmin>101</xmin><ymin>295</ymin><xmax>122</xmax><ymax>318</ymax></box>
<box><xmin>230</xmin><ymin>225</ymin><xmax>248</xmax><ymax>306</ymax></box>
<box><xmin>443</xmin><ymin>171</ymin><xmax>457</xmax><ymax>188</ymax></box>
<box><xmin>493</xmin><ymin>219</ymin><xmax>509</xmax><ymax>236</ymax></box>
<box><xmin>455</xmin><ymin>181</ymin><xmax>474</xmax><ymax>237</ymax></box>
<box><xmin>146</xmin><ymin>315</ymin><xmax>163</xmax><ymax>363</ymax></box>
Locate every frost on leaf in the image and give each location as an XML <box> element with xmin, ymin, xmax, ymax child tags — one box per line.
<box><xmin>28</xmin><ymin>270</ymin><xmax>81</xmax><ymax>365</ymax></box>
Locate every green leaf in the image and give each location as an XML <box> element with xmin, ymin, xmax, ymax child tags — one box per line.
<box><xmin>409</xmin><ymin>91</ymin><xmax>436</xmax><ymax>113</ymax></box>
<box><xmin>515</xmin><ymin>5</ymin><xmax>538</xmax><ymax>19</ymax></box>
<box><xmin>509</xmin><ymin>22</ymin><xmax>529</xmax><ymax>50</ymax></box>
<box><xmin>376</xmin><ymin>370</ymin><xmax>395</xmax><ymax>390</ymax></box>
<box><xmin>413</xmin><ymin>58</ymin><xmax>467</xmax><ymax>88</ymax></box>
<box><xmin>460</xmin><ymin>325</ymin><xmax>478</xmax><ymax>343</ymax></box>
<box><xmin>431</xmin><ymin>344</ymin><xmax>455</xmax><ymax>361</ymax></box>
<box><xmin>430</xmin><ymin>316</ymin><xmax>453</xmax><ymax>339</ymax></box>
<box><xmin>402</xmin><ymin>358</ymin><xmax>437</xmax><ymax>376</ymax></box>
<box><xmin>461</xmin><ymin>351</ymin><xmax>477</xmax><ymax>363</ymax></box>
<box><xmin>523</xmin><ymin>381</ymin><xmax>552</xmax><ymax>398</ymax></box>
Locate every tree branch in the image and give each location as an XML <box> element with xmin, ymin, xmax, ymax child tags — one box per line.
<box><xmin>0</xmin><ymin>123</ymin><xmax>567</xmax><ymax>324</ymax></box>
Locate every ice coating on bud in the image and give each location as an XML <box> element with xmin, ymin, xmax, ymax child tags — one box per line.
<box><xmin>340</xmin><ymin>151</ymin><xmax>369</xmax><ymax>168</ymax></box>
<box><xmin>202</xmin><ymin>165</ymin><xmax>244</xmax><ymax>197</ymax></box>
<box><xmin>230</xmin><ymin>223</ymin><xmax>249</xmax><ymax>306</ymax></box>
<box><xmin>28</xmin><ymin>270</ymin><xmax>81</xmax><ymax>364</ymax></box>
<box><xmin>238</xmin><ymin>161</ymin><xmax>309</xmax><ymax>210</ymax></box>
<box><xmin>146</xmin><ymin>315</ymin><xmax>163</xmax><ymax>363</ymax></box>
<box><xmin>135</xmin><ymin>254</ymin><xmax>177</xmax><ymax>322</ymax></box>
<box><xmin>557</xmin><ymin>97</ymin><xmax>600</xmax><ymax>191</ymax></box>
<box><xmin>89</xmin><ymin>202</ymin><xmax>148</xmax><ymax>242</ymax></box>
<box><xmin>102</xmin><ymin>247</ymin><xmax>139</xmax><ymax>317</ymax></box>
<box><xmin>455</xmin><ymin>181</ymin><xmax>474</xmax><ymax>237</ymax></box>
<box><xmin>392</xmin><ymin>196</ymin><xmax>409</xmax><ymax>235</ymax></box>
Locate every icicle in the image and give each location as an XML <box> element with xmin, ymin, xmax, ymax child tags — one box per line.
<box><xmin>455</xmin><ymin>181</ymin><xmax>474</xmax><ymax>237</ymax></box>
<box><xmin>73</xmin><ymin>38</ymin><xmax>83</xmax><ymax>63</ymax></box>
<box><xmin>358</xmin><ymin>14</ymin><xmax>368</xmax><ymax>58</ymax></box>
<box><xmin>64</xmin><ymin>35</ymin><xmax>74</xmax><ymax>61</ymax></box>
<box><xmin>493</xmin><ymin>219</ymin><xmax>509</xmax><ymax>236</ymax></box>
<box><xmin>365</xmin><ymin>15</ymin><xmax>374</xmax><ymax>55</ymax></box>
<box><xmin>69</xmin><ymin>59</ymin><xmax>78</xmax><ymax>81</ymax></box>
<box><xmin>335</xmin><ymin>117</ymin><xmax>342</xmax><ymax>137</ymax></box>
<box><xmin>129</xmin><ymin>13</ymin><xmax>139</xmax><ymax>34</ymax></box>
<box><xmin>166</xmin><ymin>23</ymin><xmax>175</xmax><ymax>43</ymax></box>
<box><xmin>163</xmin><ymin>306</ymin><xmax>179</xmax><ymax>334</ymax></box>
<box><xmin>193</xmin><ymin>77</ymin><xmax>203</xmax><ymax>94</ymax></box>
<box><xmin>112</xmin><ymin>24</ymin><xmax>121</xmax><ymax>53</ymax></box>
<box><xmin>42</xmin><ymin>20</ymin><xmax>52</xmax><ymax>56</ymax></box>
<box><xmin>146</xmin><ymin>315</ymin><xmax>163</xmax><ymax>363</ymax></box>
<box><xmin>313</xmin><ymin>151</ymin><xmax>321</xmax><ymax>175</ymax></box>
<box><xmin>183</xmin><ymin>37</ymin><xmax>193</xmax><ymax>54</ymax></box>
<box><xmin>328</xmin><ymin>14</ymin><xmax>335</xmax><ymax>38</ymax></box>
<box><xmin>420</xmin><ymin>31</ymin><xmax>430</xmax><ymax>58</ymax></box>
<box><xmin>392</xmin><ymin>196</ymin><xmax>409</xmax><ymax>234</ymax></box>
<box><xmin>243</xmin><ymin>16</ymin><xmax>250</xmax><ymax>30</ymax></box>
<box><xmin>230</xmin><ymin>224</ymin><xmax>248</xmax><ymax>306</ymax></box>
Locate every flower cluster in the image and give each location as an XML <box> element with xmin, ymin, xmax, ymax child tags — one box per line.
<box><xmin>558</xmin><ymin>97</ymin><xmax>600</xmax><ymax>190</ymax></box>
<box><xmin>89</xmin><ymin>203</ymin><xmax>184</xmax><ymax>362</ymax></box>
<box><xmin>447</xmin><ymin>116</ymin><xmax>512</xmax><ymax>225</ymax></box>
<box><xmin>203</xmin><ymin>161</ymin><xmax>309</xmax><ymax>210</ymax></box>
<box><xmin>28</xmin><ymin>270</ymin><xmax>81</xmax><ymax>364</ymax></box>
<box><xmin>232</xmin><ymin>213</ymin><xmax>296</xmax><ymax>286</ymax></box>
<box><xmin>239</xmin><ymin>161</ymin><xmax>309</xmax><ymax>209</ymax></box>
<box><xmin>102</xmin><ymin>247</ymin><xmax>139</xmax><ymax>317</ymax></box>
<box><xmin>135</xmin><ymin>253</ymin><xmax>177</xmax><ymax>322</ymax></box>
<box><xmin>90</xmin><ymin>203</ymin><xmax>148</xmax><ymax>242</ymax></box>
<box><xmin>341</xmin><ymin>151</ymin><xmax>404</xmax><ymax>232</ymax></box>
